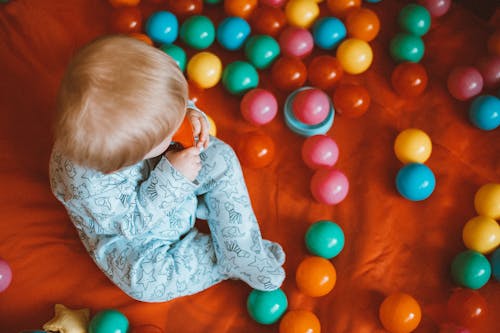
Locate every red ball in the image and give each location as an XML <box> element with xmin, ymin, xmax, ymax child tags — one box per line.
<box><xmin>271</xmin><ymin>56</ymin><xmax>307</xmax><ymax>92</ymax></box>
<box><xmin>310</xmin><ymin>169</ymin><xmax>349</xmax><ymax>205</ymax></box>
<box><xmin>447</xmin><ymin>66</ymin><xmax>484</xmax><ymax>101</ymax></box>
<box><xmin>332</xmin><ymin>84</ymin><xmax>371</xmax><ymax>117</ymax></box>
<box><xmin>476</xmin><ymin>55</ymin><xmax>500</xmax><ymax>89</ymax></box>
<box><xmin>301</xmin><ymin>135</ymin><xmax>339</xmax><ymax>169</ymax></box>
<box><xmin>391</xmin><ymin>62</ymin><xmax>428</xmax><ymax>98</ymax></box>
<box><xmin>110</xmin><ymin>6</ymin><xmax>142</xmax><ymax>33</ymax></box>
<box><xmin>236</xmin><ymin>132</ymin><xmax>276</xmax><ymax>168</ymax></box>
<box><xmin>249</xmin><ymin>5</ymin><xmax>286</xmax><ymax>37</ymax></box>
<box><xmin>447</xmin><ymin>289</ymin><xmax>488</xmax><ymax>329</ymax></box>
<box><xmin>166</xmin><ymin>0</ymin><xmax>203</xmax><ymax>18</ymax></box>
<box><xmin>308</xmin><ymin>55</ymin><xmax>344</xmax><ymax>91</ymax></box>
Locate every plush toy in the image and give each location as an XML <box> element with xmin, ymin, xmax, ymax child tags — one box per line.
<box><xmin>43</xmin><ymin>304</ymin><xmax>90</xmax><ymax>333</ymax></box>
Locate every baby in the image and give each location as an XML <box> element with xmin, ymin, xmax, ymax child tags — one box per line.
<box><xmin>49</xmin><ymin>35</ymin><xmax>285</xmax><ymax>302</ymax></box>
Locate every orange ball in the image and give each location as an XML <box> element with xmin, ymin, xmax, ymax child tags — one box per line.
<box><xmin>295</xmin><ymin>256</ymin><xmax>336</xmax><ymax>297</ymax></box>
<box><xmin>236</xmin><ymin>132</ymin><xmax>276</xmax><ymax>168</ymax></box>
<box><xmin>379</xmin><ymin>293</ymin><xmax>421</xmax><ymax>333</ymax></box>
<box><xmin>487</xmin><ymin>30</ymin><xmax>500</xmax><ymax>57</ymax></box>
<box><xmin>279</xmin><ymin>310</ymin><xmax>321</xmax><ymax>333</ymax></box>
<box><xmin>326</xmin><ymin>0</ymin><xmax>361</xmax><ymax>18</ymax></box>
<box><xmin>224</xmin><ymin>0</ymin><xmax>258</xmax><ymax>19</ymax></box>
<box><xmin>345</xmin><ymin>8</ymin><xmax>380</xmax><ymax>42</ymax></box>
<box><xmin>108</xmin><ymin>0</ymin><xmax>141</xmax><ymax>7</ymax></box>
<box><xmin>129</xmin><ymin>33</ymin><xmax>153</xmax><ymax>46</ymax></box>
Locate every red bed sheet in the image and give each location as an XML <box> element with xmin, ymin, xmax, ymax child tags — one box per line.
<box><xmin>0</xmin><ymin>0</ymin><xmax>499</xmax><ymax>332</ymax></box>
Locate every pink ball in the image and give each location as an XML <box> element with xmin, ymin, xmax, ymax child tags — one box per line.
<box><xmin>310</xmin><ymin>169</ymin><xmax>349</xmax><ymax>205</ymax></box>
<box><xmin>301</xmin><ymin>135</ymin><xmax>339</xmax><ymax>169</ymax></box>
<box><xmin>447</xmin><ymin>66</ymin><xmax>484</xmax><ymax>101</ymax></box>
<box><xmin>241</xmin><ymin>88</ymin><xmax>278</xmax><ymax>125</ymax></box>
<box><xmin>260</xmin><ymin>0</ymin><xmax>287</xmax><ymax>8</ymax></box>
<box><xmin>417</xmin><ymin>0</ymin><xmax>451</xmax><ymax>17</ymax></box>
<box><xmin>292</xmin><ymin>88</ymin><xmax>330</xmax><ymax>125</ymax></box>
<box><xmin>279</xmin><ymin>26</ymin><xmax>314</xmax><ymax>58</ymax></box>
<box><xmin>0</xmin><ymin>258</ymin><xmax>12</xmax><ymax>292</ymax></box>
<box><xmin>477</xmin><ymin>55</ymin><xmax>500</xmax><ymax>89</ymax></box>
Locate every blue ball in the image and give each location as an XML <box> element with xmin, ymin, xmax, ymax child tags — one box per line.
<box><xmin>396</xmin><ymin>163</ymin><xmax>435</xmax><ymax>201</ymax></box>
<box><xmin>312</xmin><ymin>17</ymin><xmax>346</xmax><ymax>50</ymax></box>
<box><xmin>216</xmin><ymin>16</ymin><xmax>251</xmax><ymax>51</ymax></box>
<box><xmin>451</xmin><ymin>250</ymin><xmax>492</xmax><ymax>289</ymax></box>
<box><xmin>145</xmin><ymin>11</ymin><xmax>178</xmax><ymax>44</ymax></box>
<box><xmin>491</xmin><ymin>248</ymin><xmax>500</xmax><ymax>282</ymax></box>
<box><xmin>469</xmin><ymin>94</ymin><xmax>500</xmax><ymax>131</ymax></box>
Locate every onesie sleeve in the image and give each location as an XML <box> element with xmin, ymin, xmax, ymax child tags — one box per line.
<box><xmin>49</xmin><ymin>150</ymin><xmax>197</xmax><ymax>239</ymax></box>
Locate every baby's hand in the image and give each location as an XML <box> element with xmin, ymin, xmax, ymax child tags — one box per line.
<box><xmin>165</xmin><ymin>147</ymin><xmax>201</xmax><ymax>182</ymax></box>
<box><xmin>187</xmin><ymin>109</ymin><xmax>210</xmax><ymax>149</ymax></box>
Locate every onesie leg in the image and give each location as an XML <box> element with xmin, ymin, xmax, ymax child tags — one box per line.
<box><xmin>194</xmin><ymin>137</ymin><xmax>285</xmax><ymax>291</ymax></box>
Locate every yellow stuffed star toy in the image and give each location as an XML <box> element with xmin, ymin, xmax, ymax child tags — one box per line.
<box><xmin>43</xmin><ymin>304</ymin><xmax>90</xmax><ymax>333</ymax></box>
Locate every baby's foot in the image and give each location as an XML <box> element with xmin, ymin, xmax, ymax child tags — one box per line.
<box><xmin>263</xmin><ymin>240</ymin><xmax>286</xmax><ymax>265</ymax></box>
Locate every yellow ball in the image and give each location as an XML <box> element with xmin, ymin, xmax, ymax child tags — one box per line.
<box><xmin>394</xmin><ymin>128</ymin><xmax>432</xmax><ymax>164</ymax></box>
<box><xmin>187</xmin><ymin>52</ymin><xmax>222</xmax><ymax>89</ymax></box>
<box><xmin>285</xmin><ymin>0</ymin><xmax>320</xmax><ymax>28</ymax></box>
<box><xmin>336</xmin><ymin>38</ymin><xmax>373</xmax><ymax>74</ymax></box>
<box><xmin>207</xmin><ymin>114</ymin><xmax>217</xmax><ymax>137</ymax></box>
<box><xmin>462</xmin><ymin>216</ymin><xmax>500</xmax><ymax>254</ymax></box>
<box><xmin>474</xmin><ymin>183</ymin><xmax>500</xmax><ymax>220</ymax></box>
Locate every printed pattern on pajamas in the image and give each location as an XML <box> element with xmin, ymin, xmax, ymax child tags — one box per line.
<box><xmin>49</xmin><ymin>135</ymin><xmax>286</xmax><ymax>302</ymax></box>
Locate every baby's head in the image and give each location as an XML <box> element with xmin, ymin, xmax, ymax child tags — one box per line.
<box><xmin>54</xmin><ymin>35</ymin><xmax>188</xmax><ymax>173</ymax></box>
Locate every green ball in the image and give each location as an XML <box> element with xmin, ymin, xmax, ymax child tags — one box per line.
<box><xmin>222</xmin><ymin>61</ymin><xmax>259</xmax><ymax>95</ymax></box>
<box><xmin>398</xmin><ymin>4</ymin><xmax>431</xmax><ymax>37</ymax></box>
<box><xmin>180</xmin><ymin>15</ymin><xmax>215</xmax><ymax>50</ymax></box>
<box><xmin>305</xmin><ymin>220</ymin><xmax>345</xmax><ymax>259</ymax></box>
<box><xmin>390</xmin><ymin>32</ymin><xmax>425</xmax><ymax>63</ymax></box>
<box><xmin>244</xmin><ymin>35</ymin><xmax>281</xmax><ymax>70</ymax></box>
<box><xmin>451</xmin><ymin>250</ymin><xmax>492</xmax><ymax>289</ymax></box>
<box><xmin>247</xmin><ymin>288</ymin><xmax>288</xmax><ymax>325</ymax></box>
<box><xmin>89</xmin><ymin>309</ymin><xmax>129</xmax><ymax>333</ymax></box>
<box><xmin>204</xmin><ymin>0</ymin><xmax>221</xmax><ymax>3</ymax></box>
<box><xmin>160</xmin><ymin>44</ymin><xmax>187</xmax><ymax>72</ymax></box>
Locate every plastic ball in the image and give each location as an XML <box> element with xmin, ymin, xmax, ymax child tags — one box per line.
<box><xmin>332</xmin><ymin>84</ymin><xmax>371</xmax><ymax>117</ymax></box>
<box><xmin>247</xmin><ymin>288</ymin><xmax>288</xmax><ymax>324</ymax></box>
<box><xmin>285</xmin><ymin>0</ymin><xmax>320</xmax><ymax>29</ymax></box>
<box><xmin>487</xmin><ymin>30</ymin><xmax>500</xmax><ymax>57</ymax></box>
<box><xmin>279</xmin><ymin>310</ymin><xmax>321</xmax><ymax>333</ymax></box>
<box><xmin>207</xmin><ymin>114</ymin><xmax>217</xmax><ymax>136</ymax></box>
<box><xmin>301</xmin><ymin>135</ymin><xmax>339</xmax><ymax>169</ymax></box>
<box><xmin>110</xmin><ymin>7</ymin><xmax>142</xmax><ymax>34</ymax></box>
<box><xmin>244</xmin><ymin>35</ymin><xmax>281</xmax><ymax>69</ymax></box>
<box><xmin>145</xmin><ymin>11</ymin><xmax>179</xmax><ymax>44</ymax></box>
<box><xmin>474</xmin><ymin>183</ymin><xmax>500</xmax><ymax>220</ymax></box>
<box><xmin>305</xmin><ymin>220</ymin><xmax>344</xmax><ymax>259</ymax></box>
<box><xmin>271</xmin><ymin>57</ymin><xmax>307</xmax><ymax>91</ymax></box>
<box><xmin>279</xmin><ymin>27</ymin><xmax>314</xmax><ymax>58</ymax></box>
<box><xmin>261</xmin><ymin>0</ymin><xmax>286</xmax><ymax>6</ymax></box>
<box><xmin>462</xmin><ymin>216</ymin><xmax>500</xmax><ymax>254</ymax></box>
<box><xmin>109</xmin><ymin>0</ymin><xmax>140</xmax><ymax>7</ymax></box>
<box><xmin>236</xmin><ymin>132</ymin><xmax>275</xmax><ymax>168</ymax></box>
<box><xmin>469</xmin><ymin>95</ymin><xmax>500</xmax><ymax>131</ymax></box>
<box><xmin>204</xmin><ymin>0</ymin><xmax>221</xmax><ymax>3</ymax></box>
<box><xmin>345</xmin><ymin>8</ymin><xmax>380</xmax><ymax>42</ymax></box>
<box><xmin>216</xmin><ymin>16</ymin><xmax>251</xmax><ymax>51</ymax></box>
<box><xmin>391</xmin><ymin>62</ymin><xmax>428</xmax><ymax>98</ymax></box>
<box><xmin>310</xmin><ymin>169</ymin><xmax>349</xmax><ymax>205</ymax></box>
<box><xmin>379</xmin><ymin>293</ymin><xmax>421</xmax><ymax>333</ymax></box>
<box><xmin>394</xmin><ymin>128</ymin><xmax>432</xmax><ymax>164</ymax></box>
<box><xmin>308</xmin><ymin>55</ymin><xmax>343</xmax><ymax>91</ymax></box>
<box><xmin>395</xmin><ymin>163</ymin><xmax>435</xmax><ymax>201</ymax></box>
<box><xmin>326</xmin><ymin>0</ymin><xmax>361</xmax><ymax>18</ymax></box>
<box><xmin>390</xmin><ymin>33</ymin><xmax>425</xmax><ymax>63</ymax></box>
<box><xmin>187</xmin><ymin>52</ymin><xmax>222</xmax><ymax>89</ymax></box>
<box><xmin>398</xmin><ymin>4</ymin><xmax>431</xmax><ymax>36</ymax></box>
<box><xmin>292</xmin><ymin>88</ymin><xmax>330</xmax><ymax>125</ymax></box>
<box><xmin>129</xmin><ymin>33</ymin><xmax>153</xmax><ymax>45</ymax></box>
<box><xmin>438</xmin><ymin>324</ymin><xmax>471</xmax><ymax>333</ymax></box>
<box><xmin>417</xmin><ymin>0</ymin><xmax>451</xmax><ymax>17</ymax></box>
<box><xmin>447</xmin><ymin>66</ymin><xmax>483</xmax><ymax>101</ymax></box>
<box><xmin>160</xmin><ymin>44</ymin><xmax>187</xmax><ymax>72</ymax></box>
<box><xmin>0</xmin><ymin>258</ymin><xmax>12</xmax><ymax>292</ymax></box>
<box><xmin>447</xmin><ymin>288</ymin><xmax>488</xmax><ymax>329</ymax></box>
<box><xmin>180</xmin><ymin>15</ymin><xmax>215</xmax><ymax>50</ymax></box>
<box><xmin>222</xmin><ymin>61</ymin><xmax>259</xmax><ymax>95</ymax></box>
<box><xmin>336</xmin><ymin>38</ymin><xmax>373</xmax><ymax>74</ymax></box>
<box><xmin>476</xmin><ymin>56</ymin><xmax>500</xmax><ymax>89</ymax></box>
<box><xmin>451</xmin><ymin>250</ymin><xmax>491</xmax><ymax>289</ymax></box>
<box><xmin>166</xmin><ymin>0</ymin><xmax>203</xmax><ymax>18</ymax></box>
<box><xmin>295</xmin><ymin>256</ymin><xmax>336</xmax><ymax>297</ymax></box>
<box><xmin>249</xmin><ymin>5</ymin><xmax>286</xmax><ymax>37</ymax></box>
<box><xmin>89</xmin><ymin>309</ymin><xmax>129</xmax><ymax>333</ymax></box>
<box><xmin>225</xmin><ymin>0</ymin><xmax>258</xmax><ymax>19</ymax></box>
<box><xmin>491</xmin><ymin>248</ymin><xmax>500</xmax><ymax>281</ymax></box>
<box><xmin>240</xmin><ymin>88</ymin><xmax>278</xmax><ymax>125</ymax></box>
<box><xmin>312</xmin><ymin>17</ymin><xmax>347</xmax><ymax>50</ymax></box>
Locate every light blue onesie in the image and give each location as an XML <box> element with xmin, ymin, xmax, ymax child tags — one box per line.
<box><xmin>49</xmin><ymin>110</ymin><xmax>285</xmax><ymax>302</ymax></box>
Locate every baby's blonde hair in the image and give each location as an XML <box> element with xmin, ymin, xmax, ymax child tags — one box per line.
<box><xmin>54</xmin><ymin>35</ymin><xmax>188</xmax><ymax>173</ymax></box>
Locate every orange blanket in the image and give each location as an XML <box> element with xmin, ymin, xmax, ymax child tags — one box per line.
<box><xmin>0</xmin><ymin>0</ymin><xmax>498</xmax><ymax>332</ymax></box>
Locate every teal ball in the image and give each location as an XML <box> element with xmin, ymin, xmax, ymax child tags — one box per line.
<box><xmin>247</xmin><ymin>289</ymin><xmax>288</xmax><ymax>325</ymax></box>
<box><xmin>222</xmin><ymin>61</ymin><xmax>259</xmax><ymax>95</ymax></box>
<box><xmin>305</xmin><ymin>220</ymin><xmax>345</xmax><ymax>259</ymax></box>
<box><xmin>244</xmin><ymin>35</ymin><xmax>281</xmax><ymax>69</ymax></box>
<box><xmin>390</xmin><ymin>32</ymin><xmax>425</xmax><ymax>63</ymax></box>
<box><xmin>180</xmin><ymin>15</ymin><xmax>215</xmax><ymax>50</ymax></box>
